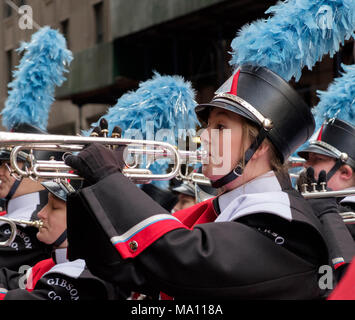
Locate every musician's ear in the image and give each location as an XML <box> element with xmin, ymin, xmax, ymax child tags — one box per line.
<box><xmin>339</xmin><ymin>165</ymin><xmax>353</xmax><ymax>182</ymax></box>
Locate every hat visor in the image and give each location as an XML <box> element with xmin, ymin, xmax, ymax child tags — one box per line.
<box><xmin>41</xmin><ymin>181</ymin><xmax>68</xmax><ymax>202</ymax></box>
<box><xmin>172</xmin><ymin>185</ymin><xmax>195</xmax><ymax>198</ymax></box>
<box><xmin>297</xmin><ymin>144</ymin><xmax>337</xmax><ymax>160</ymax></box>
<box><xmin>195</xmin><ymin>98</ymin><xmax>260</xmax><ymax>126</ymax></box>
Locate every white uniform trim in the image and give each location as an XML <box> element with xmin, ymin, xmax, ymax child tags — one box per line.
<box><xmin>340</xmin><ymin>187</ymin><xmax>355</xmax><ymax>205</ymax></box>
<box><xmin>0</xmin><ymin>192</ymin><xmax>41</xmax><ymax>226</ymax></box>
<box><xmin>216</xmin><ymin>171</ymin><xmax>292</xmax><ymax>223</ymax></box>
<box><xmin>110</xmin><ymin>214</ymin><xmax>181</xmax><ymax>245</ymax></box>
<box><xmin>43</xmin><ymin>259</ymin><xmax>86</xmax><ymax>279</ymax></box>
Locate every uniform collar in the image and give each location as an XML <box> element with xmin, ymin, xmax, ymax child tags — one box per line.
<box><xmin>52</xmin><ymin>248</ymin><xmax>69</xmax><ymax>265</ymax></box>
<box><xmin>218</xmin><ymin>171</ymin><xmax>281</xmax><ymax>213</ymax></box>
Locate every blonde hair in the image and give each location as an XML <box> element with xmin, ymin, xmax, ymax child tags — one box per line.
<box><xmin>240</xmin><ymin>119</ymin><xmax>287</xmax><ymax>173</ymax></box>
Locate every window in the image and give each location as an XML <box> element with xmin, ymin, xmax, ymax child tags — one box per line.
<box><xmin>94</xmin><ymin>2</ymin><xmax>104</xmax><ymax>44</ymax></box>
<box><xmin>6</xmin><ymin>50</ymin><xmax>13</xmax><ymax>83</ymax></box>
<box><xmin>60</xmin><ymin>19</ymin><xmax>70</xmax><ymax>49</ymax></box>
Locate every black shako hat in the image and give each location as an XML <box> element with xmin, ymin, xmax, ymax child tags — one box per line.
<box><xmin>195</xmin><ymin>65</ymin><xmax>315</xmax><ymax>164</ymax></box>
<box><xmin>41</xmin><ymin>179</ymin><xmax>77</xmax><ymax>202</ymax></box>
<box><xmin>298</xmin><ymin>118</ymin><xmax>355</xmax><ymax>170</ymax></box>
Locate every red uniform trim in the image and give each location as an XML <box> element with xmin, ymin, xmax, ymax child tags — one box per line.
<box><xmin>0</xmin><ymin>292</ymin><xmax>6</xmax><ymax>300</ymax></box>
<box><xmin>114</xmin><ymin>219</ymin><xmax>187</xmax><ymax>259</ymax></box>
<box><xmin>26</xmin><ymin>258</ymin><xmax>55</xmax><ymax>292</ymax></box>
<box><xmin>173</xmin><ymin>198</ymin><xmax>218</xmax><ymax>228</ymax></box>
<box><xmin>328</xmin><ymin>258</ymin><xmax>355</xmax><ymax>300</ymax></box>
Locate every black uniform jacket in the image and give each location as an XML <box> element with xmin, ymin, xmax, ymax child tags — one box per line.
<box><xmin>0</xmin><ymin>249</ymin><xmax>121</xmax><ymax>300</ymax></box>
<box><xmin>0</xmin><ymin>191</ymin><xmax>52</xmax><ymax>271</ymax></box>
<box><xmin>66</xmin><ymin>171</ymin><xmax>329</xmax><ymax>300</ymax></box>
<box><xmin>339</xmin><ymin>193</ymin><xmax>355</xmax><ymax>241</ymax></box>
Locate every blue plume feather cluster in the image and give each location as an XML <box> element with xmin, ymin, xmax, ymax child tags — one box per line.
<box><xmin>1</xmin><ymin>26</ymin><xmax>73</xmax><ymax>131</ymax></box>
<box><xmin>86</xmin><ymin>72</ymin><xmax>199</xmax><ymax>189</ymax></box>
<box><xmin>86</xmin><ymin>72</ymin><xmax>199</xmax><ymax>137</ymax></box>
<box><xmin>313</xmin><ymin>63</ymin><xmax>355</xmax><ymax>128</ymax></box>
<box><xmin>230</xmin><ymin>0</ymin><xmax>355</xmax><ymax>81</ymax></box>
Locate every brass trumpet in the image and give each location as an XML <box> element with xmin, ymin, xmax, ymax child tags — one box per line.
<box><xmin>301</xmin><ymin>187</ymin><xmax>355</xmax><ymax>224</ymax></box>
<box><xmin>302</xmin><ymin>189</ymin><xmax>355</xmax><ymax>199</ymax></box>
<box><xmin>0</xmin><ymin>131</ymin><xmax>204</xmax><ymax>184</ymax></box>
<box><xmin>0</xmin><ymin>217</ymin><xmax>43</xmax><ymax>247</ymax></box>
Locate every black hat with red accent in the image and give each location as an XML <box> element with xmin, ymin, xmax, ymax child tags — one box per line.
<box><xmin>298</xmin><ymin>64</ymin><xmax>355</xmax><ymax>180</ymax></box>
<box><xmin>298</xmin><ymin>119</ymin><xmax>355</xmax><ymax>169</ymax></box>
<box><xmin>195</xmin><ymin>65</ymin><xmax>314</xmax><ymax>188</ymax></box>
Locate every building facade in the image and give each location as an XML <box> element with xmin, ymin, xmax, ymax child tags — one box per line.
<box><xmin>1</xmin><ymin>0</ymin><xmax>354</xmax><ymax>135</ymax></box>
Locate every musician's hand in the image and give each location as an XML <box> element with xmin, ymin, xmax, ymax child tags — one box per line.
<box><xmin>65</xmin><ymin>143</ymin><xmax>126</xmax><ymax>185</ymax></box>
<box><xmin>298</xmin><ymin>167</ymin><xmax>338</xmax><ymax>218</ymax></box>
<box><xmin>297</xmin><ymin>167</ymin><xmax>329</xmax><ymax>193</ymax></box>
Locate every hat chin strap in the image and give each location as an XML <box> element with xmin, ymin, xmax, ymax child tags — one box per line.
<box><xmin>4</xmin><ymin>162</ymin><xmax>30</xmax><ymax>206</ymax></box>
<box><xmin>51</xmin><ymin>229</ymin><xmax>67</xmax><ymax>248</ymax></box>
<box><xmin>325</xmin><ymin>158</ymin><xmax>344</xmax><ymax>182</ymax></box>
<box><xmin>211</xmin><ymin>128</ymin><xmax>269</xmax><ymax>189</ymax></box>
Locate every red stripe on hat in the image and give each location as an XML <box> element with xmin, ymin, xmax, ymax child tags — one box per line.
<box><xmin>228</xmin><ymin>69</ymin><xmax>241</xmax><ymax>96</ymax></box>
<box><xmin>317</xmin><ymin>125</ymin><xmax>324</xmax><ymax>141</ymax></box>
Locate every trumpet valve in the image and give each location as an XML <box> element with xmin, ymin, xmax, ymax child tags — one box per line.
<box><xmin>301</xmin><ymin>183</ymin><xmax>308</xmax><ymax>194</ymax></box>
<box><xmin>311</xmin><ymin>182</ymin><xmax>318</xmax><ymax>192</ymax></box>
<box><xmin>320</xmin><ymin>182</ymin><xmax>327</xmax><ymax>192</ymax></box>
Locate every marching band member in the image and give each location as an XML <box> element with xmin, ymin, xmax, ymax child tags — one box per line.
<box><xmin>64</xmin><ymin>65</ymin><xmax>329</xmax><ymax>299</ymax></box>
<box><xmin>0</xmin><ymin>27</ymin><xmax>72</xmax><ymax>271</ymax></box>
<box><xmin>0</xmin><ymin>125</ymin><xmax>53</xmax><ymax>270</ymax></box>
<box><xmin>171</xmin><ymin>181</ymin><xmax>197</xmax><ymax>212</ymax></box>
<box><xmin>0</xmin><ymin>179</ymin><xmax>122</xmax><ymax>300</ymax></box>
<box><xmin>298</xmin><ymin>64</ymin><xmax>355</xmax><ymax>221</ymax></box>
<box><xmin>63</xmin><ymin>0</ymin><xmax>355</xmax><ymax>299</ymax></box>
<box><xmin>296</xmin><ymin>64</ymin><xmax>355</xmax><ymax>284</ymax></box>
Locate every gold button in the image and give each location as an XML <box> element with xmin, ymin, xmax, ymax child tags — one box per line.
<box><xmin>129</xmin><ymin>241</ymin><xmax>138</xmax><ymax>252</ymax></box>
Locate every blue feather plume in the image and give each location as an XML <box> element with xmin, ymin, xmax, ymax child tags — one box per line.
<box><xmin>1</xmin><ymin>26</ymin><xmax>73</xmax><ymax>131</ymax></box>
<box><xmin>86</xmin><ymin>72</ymin><xmax>199</xmax><ymax>189</ymax></box>
<box><xmin>230</xmin><ymin>0</ymin><xmax>355</xmax><ymax>81</ymax></box>
<box><xmin>313</xmin><ymin>63</ymin><xmax>355</xmax><ymax>128</ymax></box>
